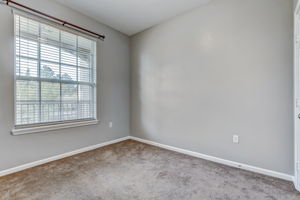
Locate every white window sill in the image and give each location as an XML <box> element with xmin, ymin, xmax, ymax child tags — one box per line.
<box><xmin>11</xmin><ymin>120</ymin><xmax>99</xmax><ymax>136</ymax></box>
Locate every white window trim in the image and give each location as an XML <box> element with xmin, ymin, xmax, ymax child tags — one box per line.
<box><xmin>294</xmin><ymin>0</ymin><xmax>300</xmax><ymax>192</ymax></box>
<box><xmin>12</xmin><ymin>12</ymin><xmax>98</xmax><ymax>134</ymax></box>
<box><xmin>11</xmin><ymin>119</ymin><xmax>99</xmax><ymax>135</ymax></box>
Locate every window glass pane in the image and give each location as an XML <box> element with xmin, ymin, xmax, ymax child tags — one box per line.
<box><xmin>17</xmin><ymin>16</ymin><xmax>39</xmax><ymax>41</ymax></box>
<box><xmin>40</xmin><ymin>24</ymin><xmax>59</xmax><ymax>45</ymax></box>
<box><xmin>16</xmin><ymin>37</ymin><xmax>38</xmax><ymax>59</ymax></box>
<box><xmin>41</xmin><ymin>62</ymin><xmax>60</xmax><ymax>79</ymax></box>
<box><xmin>62</xmin><ymin>84</ymin><xmax>78</xmax><ymax>120</ymax></box>
<box><xmin>16</xmin><ymin>80</ymin><xmax>39</xmax><ymax>101</ymax></box>
<box><xmin>61</xmin><ymin>31</ymin><xmax>76</xmax><ymax>50</ymax></box>
<box><xmin>78</xmin><ymin>36</ymin><xmax>92</xmax><ymax>53</ymax></box>
<box><xmin>78</xmin><ymin>85</ymin><xmax>93</xmax><ymax>119</ymax></box>
<box><xmin>78</xmin><ymin>52</ymin><xmax>91</xmax><ymax>68</ymax></box>
<box><xmin>61</xmin><ymin>65</ymin><xmax>77</xmax><ymax>81</ymax></box>
<box><xmin>41</xmin><ymin>43</ymin><xmax>59</xmax><ymax>62</ymax></box>
<box><xmin>16</xmin><ymin>57</ymin><xmax>38</xmax><ymax>77</ymax></box>
<box><xmin>16</xmin><ymin>80</ymin><xmax>39</xmax><ymax>125</ymax></box>
<box><xmin>41</xmin><ymin>82</ymin><xmax>60</xmax><ymax>101</ymax></box>
<box><xmin>41</xmin><ymin>82</ymin><xmax>60</xmax><ymax>123</ymax></box>
<box><xmin>78</xmin><ymin>85</ymin><xmax>92</xmax><ymax>101</ymax></box>
<box><xmin>61</xmin><ymin>48</ymin><xmax>77</xmax><ymax>66</ymax></box>
<box><xmin>78</xmin><ymin>68</ymin><xmax>91</xmax><ymax>82</ymax></box>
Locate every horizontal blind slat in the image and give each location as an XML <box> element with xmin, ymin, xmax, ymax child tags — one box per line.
<box><xmin>15</xmin><ymin>14</ymin><xmax>97</xmax><ymax>126</ymax></box>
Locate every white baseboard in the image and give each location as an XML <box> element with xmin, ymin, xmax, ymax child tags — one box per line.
<box><xmin>0</xmin><ymin>135</ymin><xmax>294</xmax><ymax>184</ymax></box>
<box><xmin>129</xmin><ymin>136</ymin><xmax>294</xmax><ymax>182</ymax></box>
<box><xmin>0</xmin><ymin>136</ymin><xmax>130</xmax><ymax>177</ymax></box>
<box><xmin>294</xmin><ymin>177</ymin><xmax>300</xmax><ymax>191</ymax></box>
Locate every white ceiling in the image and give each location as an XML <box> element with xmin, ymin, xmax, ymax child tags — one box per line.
<box><xmin>55</xmin><ymin>0</ymin><xmax>210</xmax><ymax>36</ymax></box>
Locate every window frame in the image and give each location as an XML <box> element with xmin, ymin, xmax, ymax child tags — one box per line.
<box><xmin>12</xmin><ymin>12</ymin><xmax>98</xmax><ymax>135</ymax></box>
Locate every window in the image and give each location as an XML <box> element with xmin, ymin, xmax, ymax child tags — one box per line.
<box><xmin>14</xmin><ymin>14</ymin><xmax>97</xmax><ymax>129</ymax></box>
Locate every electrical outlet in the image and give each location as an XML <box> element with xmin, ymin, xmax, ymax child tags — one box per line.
<box><xmin>233</xmin><ymin>135</ymin><xmax>239</xmax><ymax>144</ymax></box>
<box><xmin>109</xmin><ymin>121</ymin><xmax>113</xmax><ymax>128</ymax></box>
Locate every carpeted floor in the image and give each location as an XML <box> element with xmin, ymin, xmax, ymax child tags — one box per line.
<box><xmin>0</xmin><ymin>140</ymin><xmax>299</xmax><ymax>200</ymax></box>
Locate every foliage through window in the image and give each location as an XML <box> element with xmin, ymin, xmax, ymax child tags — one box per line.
<box><xmin>15</xmin><ymin>14</ymin><xmax>97</xmax><ymax>126</ymax></box>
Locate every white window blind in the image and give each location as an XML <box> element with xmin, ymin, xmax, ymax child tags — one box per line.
<box><xmin>15</xmin><ymin>14</ymin><xmax>97</xmax><ymax>127</ymax></box>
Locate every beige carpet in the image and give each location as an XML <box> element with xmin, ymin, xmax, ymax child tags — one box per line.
<box><xmin>0</xmin><ymin>140</ymin><xmax>299</xmax><ymax>200</ymax></box>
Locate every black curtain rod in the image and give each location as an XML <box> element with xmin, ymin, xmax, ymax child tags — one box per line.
<box><xmin>1</xmin><ymin>0</ymin><xmax>105</xmax><ymax>40</ymax></box>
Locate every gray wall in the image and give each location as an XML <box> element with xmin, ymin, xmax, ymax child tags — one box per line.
<box><xmin>0</xmin><ymin>0</ymin><xmax>130</xmax><ymax>171</ymax></box>
<box><xmin>130</xmin><ymin>0</ymin><xmax>294</xmax><ymax>174</ymax></box>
